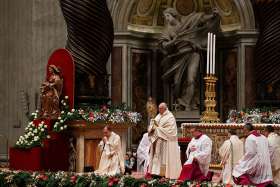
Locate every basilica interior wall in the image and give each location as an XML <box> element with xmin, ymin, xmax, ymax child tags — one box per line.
<box><xmin>0</xmin><ymin>0</ymin><xmax>66</xmax><ymax>159</ymax></box>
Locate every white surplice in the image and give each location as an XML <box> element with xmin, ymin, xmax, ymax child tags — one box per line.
<box><xmin>185</xmin><ymin>134</ymin><xmax>212</xmax><ymax>176</ymax></box>
<box><xmin>148</xmin><ymin>110</ymin><xmax>182</xmax><ymax>179</ymax></box>
<box><xmin>219</xmin><ymin>135</ymin><xmax>244</xmax><ymax>184</ymax></box>
<box><xmin>268</xmin><ymin>132</ymin><xmax>280</xmax><ymax>184</ymax></box>
<box><xmin>95</xmin><ymin>132</ymin><xmax>125</xmax><ymax>176</ymax></box>
<box><xmin>137</xmin><ymin>133</ymin><xmax>151</xmax><ymax>172</ymax></box>
<box><xmin>233</xmin><ymin>133</ymin><xmax>273</xmax><ymax>184</ymax></box>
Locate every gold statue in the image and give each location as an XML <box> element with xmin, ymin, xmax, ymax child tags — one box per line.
<box><xmin>40</xmin><ymin>65</ymin><xmax>63</xmax><ymax>119</ymax></box>
<box><xmin>146</xmin><ymin>96</ymin><xmax>157</xmax><ymax>119</ymax></box>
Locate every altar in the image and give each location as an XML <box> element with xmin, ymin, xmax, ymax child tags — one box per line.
<box><xmin>181</xmin><ymin>123</ymin><xmax>280</xmax><ymax>167</ymax></box>
<box><xmin>68</xmin><ymin>121</ymin><xmax>129</xmax><ymax>172</ymax></box>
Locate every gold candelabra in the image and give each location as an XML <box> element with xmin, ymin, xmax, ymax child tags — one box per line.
<box><xmin>201</xmin><ymin>75</ymin><xmax>220</xmax><ymax>123</ymax></box>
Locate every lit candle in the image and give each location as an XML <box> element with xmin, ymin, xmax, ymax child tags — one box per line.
<box><xmin>210</xmin><ymin>33</ymin><xmax>213</xmax><ymax>75</ymax></box>
<box><xmin>213</xmin><ymin>34</ymin><xmax>216</xmax><ymax>75</ymax></box>
<box><xmin>207</xmin><ymin>32</ymin><xmax>210</xmax><ymax>74</ymax></box>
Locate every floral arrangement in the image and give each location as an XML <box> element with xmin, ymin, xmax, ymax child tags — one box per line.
<box><xmin>227</xmin><ymin>108</ymin><xmax>280</xmax><ymax>124</ymax></box>
<box><xmin>0</xmin><ymin>170</ymin><xmax>228</xmax><ymax>187</ymax></box>
<box><xmin>15</xmin><ymin>120</ymin><xmax>49</xmax><ymax>149</ymax></box>
<box><xmin>14</xmin><ymin>96</ymin><xmax>142</xmax><ymax>149</ymax></box>
<box><xmin>53</xmin><ymin>97</ymin><xmax>142</xmax><ymax>132</ymax></box>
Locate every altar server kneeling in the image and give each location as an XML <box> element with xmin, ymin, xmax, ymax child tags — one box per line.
<box><xmin>179</xmin><ymin>127</ymin><xmax>212</xmax><ymax>181</ymax></box>
<box><xmin>233</xmin><ymin>123</ymin><xmax>273</xmax><ymax>186</ymax></box>
<box><xmin>219</xmin><ymin>129</ymin><xmax>244</xmax><ymax>185</ymax></box>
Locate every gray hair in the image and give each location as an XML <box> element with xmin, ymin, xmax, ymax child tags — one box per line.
<box><xmin>159</xmin><ymin>102</ymin><xmax>168</xmax><ymax>109</ymax></box>
<box><xmin>163</xmin><ymin>8</ymin><xmax>178</xmax><ymax>18</ymax></box>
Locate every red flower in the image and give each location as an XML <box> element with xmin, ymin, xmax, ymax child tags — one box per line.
<box><xmin>144</xmin><ymin>173</ymin><xmax>152</xmax><ymax>180</ymax></box>
<box><xmin>89</xmin><ymin>112</ymin><xmax>94</xmax><ymax>117</ymax></box>
<box><xmin>108</xmin><ymin>181</ymin><xmax>114</xmax><ymax>187</ymax></box>
<box><xmin>38</xmin><ymin>174</ymin><xmax>48</xmax><ymax>181</ymax></box>
<box><xmin>101</xmin><ymin>105</ymin><xmax>108</xmax><ymax>112</ymax></box>
<box><xmin>140</xmin><ymin>184</ymin><xmax>148</xmax><ymax>187</ymax></box>
<box><xmin>70</xmin><ymin>175</ymin><xmax>77</xmax><ymax>183</ymax></box>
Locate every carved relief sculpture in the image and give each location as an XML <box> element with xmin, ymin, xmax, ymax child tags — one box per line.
<box><xmin>160</xmin><ymin>8</ymin><xmax>220</xmax><ymax>111</ymax></box>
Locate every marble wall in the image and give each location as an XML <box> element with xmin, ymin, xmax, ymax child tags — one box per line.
<box><xmin>0</xmin><ymin>0</ymin><xmax>66</xmax><ymax>159</ymax></box>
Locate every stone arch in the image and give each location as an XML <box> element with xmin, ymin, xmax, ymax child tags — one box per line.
<box><xmin>109</xmin><ymin>0</ymin><xmax>256</xmax><ymax>32</ymax></box>
<box><xmin>232</xmin><ymin>0</ymin><xmax>255</xmax><ymax>30</ymax></box>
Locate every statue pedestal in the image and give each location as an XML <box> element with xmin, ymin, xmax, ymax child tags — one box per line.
<box><xmin>68</xmin><ymin>121</ymin><xmax>129</xmax><ymax>172</ymax></box>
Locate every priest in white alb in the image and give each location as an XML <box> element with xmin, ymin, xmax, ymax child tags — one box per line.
<box><xmin>179</xmin><ymin>127</ymin><xmax>212</xmax><ymax>181</ymax></box>
<box><xmin>137</xmin><ymin>132</ymin><xmax>151</xmax><ymax>172</ymax></box>
<box><xmin>233</xmin><ymin>123</ymin><xmax>273</xmax><ymax>186</ymax></box>
<box><xmin>219</xmin><ymin>129</ymin><xmax>244</xmax><ymax>185</ymax></box>
<box><xmin>148</xmin><ymin>103</ymin><xmax>182</xmax><ymax>179</ymax></box>
<box><xmin>264</xmin><ymin>125</ymin><xmax>280</xmax><ymax>184</ymax></box>
<box><xmin>95</xmin><ymin>126</ymin><xmax>125</xmax><ymax>176</ymax></box>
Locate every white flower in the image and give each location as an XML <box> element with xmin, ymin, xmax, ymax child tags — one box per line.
<box><xmin>47</xmin><ymin>135</ymin><xmax>51</xmax><ymax>139</ymax></box>
<box><xmin>39</xmin><ymin>123</ymin><xmax>43</xmax><ymax>127</ymax></box>
<box><xmin>34</xmin><ymin>129</ymin><xmax>38</xmax><ymax>133</ymax></box>
<box><xmin>64</xmin><ymin>125</ymin><xmax>67</xmax><ymax>129</ymax></box>
<box><xmin>61</xmin><ymin>111</ymin><xmax>65</xmax><ymax>114</ymax></box>
<box><xmin>71</xmin><ymin>109</ymin><xmax>75</xmax><ymax>112</ymax></box>
<box><xmin>16</xmin><ymin>141</ymin><xmax>19</xmax><ymax>145</ymax></box>
<box><xmin>65</xmin><ymin>96</ymin><xmax>69</xmax><ymax>99</ymax></box>
<box><xmin>54</xmin><ymin>124</ymin><xmax>57</xmax><ymax>128</ymax></box>
<box><xmin>44</xmin><ymin>125</ymin><xmax>47</xmax><ymax>128</ymax></box>
<box><xmin>35</xmin><ymin>110</ymin><xmax>39</xmax><ymax>113</ymax></box>
<box><xmin>29</xmin><ymin>122</ymin><xmax>33</xmax><ymax>125</ymax></box>
<box><xmin>60</xmin><ymin>127</ymin><xmax>64</xmax><ymax>130</ymax></box>
<box><xmin>58</xmin><ymin>117</ymin><xmax>62</xmax><ymax>120</ymax></box>
<box><xmin>63</xmin><ymin>103</ymin><xmax>66</xmax><ymax>106</ymax></box>
<box><xmin>41</xmin><ymin>128</ymin><xmax>44</xmax><ymax>132</ymax></box>
<box><xmin>60</xmin><ymin>120</ymin><xmax>64</xmax><ymax>123</ymax></box>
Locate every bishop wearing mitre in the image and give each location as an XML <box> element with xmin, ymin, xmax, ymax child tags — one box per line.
<box><xmin>95</xmin><ymin>126</ymin><xmax>125</xmax><ymax>176</ymax></box>
<box><xmin>148</xmin><ymin>102</ymin><xmax>182</xmax><ymax>179</ymax></box>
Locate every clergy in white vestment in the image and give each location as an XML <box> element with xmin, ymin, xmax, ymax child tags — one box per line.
<box><xmin>95</xmin><ymin>126</ymin><xmax>125</xmax><ymax>176</ymax></box>
<box><xmin>137</xmin><ymin>133</ymin><xmax>151</xmax><ymax>172</ymax></box>
<box><xmin>264</xmin><ymin>125</ymin><xmax>280</xmax><ymax>184</ymax></box>
<box><xmin>219</xmin><ymin>129</ymin><xmax>244</xmax><ymax>185</ymax></box>
<box><xmin>233</xmin><ymin>123</ymin><xmax>273</xmax><ymax>186</ymax></box>
<box><xmin>148</xmin><ymin>103</ymin><xmax>182</xmax><ymax>179</ymax></box>
<box><xmin>178</xmin><ymin>127</ymin><xmax>212</xmax><ymax>181</ymax></box>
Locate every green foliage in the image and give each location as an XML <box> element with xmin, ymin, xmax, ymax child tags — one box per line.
<box><xmin>12</xmin><ymin>172</ymin><xmax>32</xmax><ymax>187</ymax></box>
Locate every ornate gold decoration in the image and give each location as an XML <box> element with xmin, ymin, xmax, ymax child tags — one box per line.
<box><xmin>173</xmin><ymin>0</ymin><xmax>196</xmax><ymax>16</ymax></box>
<box><xmin>201</xmin><ymin>75</ymin><xmax>220</xmax><ymax>123</ymax></box>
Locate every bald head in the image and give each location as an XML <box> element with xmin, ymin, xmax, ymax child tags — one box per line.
<box><xmin>159</xmin><ymin>102</ymin><xmax>168</xmax><ymax>115</ymax></box>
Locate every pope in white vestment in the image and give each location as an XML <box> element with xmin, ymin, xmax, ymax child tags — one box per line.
<box><xmin>219</xmin><ymin>130</ymin><xmax>244</xmax><ymax>185</ymax></box>
<box><xmin>137</xmin><ymin>133</ymin><xmax>151</xmax><ymax>172</ymax></box>
<box><xmin>233</xmin><ymin>123</ymin><xmax>273</xmax><ymax>186</ymax></box>
<box><xmin>179</xmin><ymin>128</ymin><xmax>212</xmax><ymax>181</ymax></box>
<box><xmin>95</xmin><ymin>127</ymin><xmax>125</xmax><ymax>176</ymax></box>
<box><xmin>264</xmin><ymin>125</ymin><xmax>280</xmax><ymax>184</ymax></box>
<box><xmin>148</xmin><ymin>103</ymin><xmax>182</xmax><ymax>179</ymax></box>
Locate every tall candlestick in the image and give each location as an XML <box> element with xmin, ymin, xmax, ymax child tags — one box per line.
<box><xmin>207</xmin><ymin>33</ymin><xmax>210</xmax><ymax>74</ymax></box>
<box><xmin>213</xmin><ymin>34</ymin><xmax>216</xmax><ymax>75</ymax></box>
<box><xmin>210</xmin><ymin>33</ymin><xmax>213</xmax><ymax>74</ymax></box>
